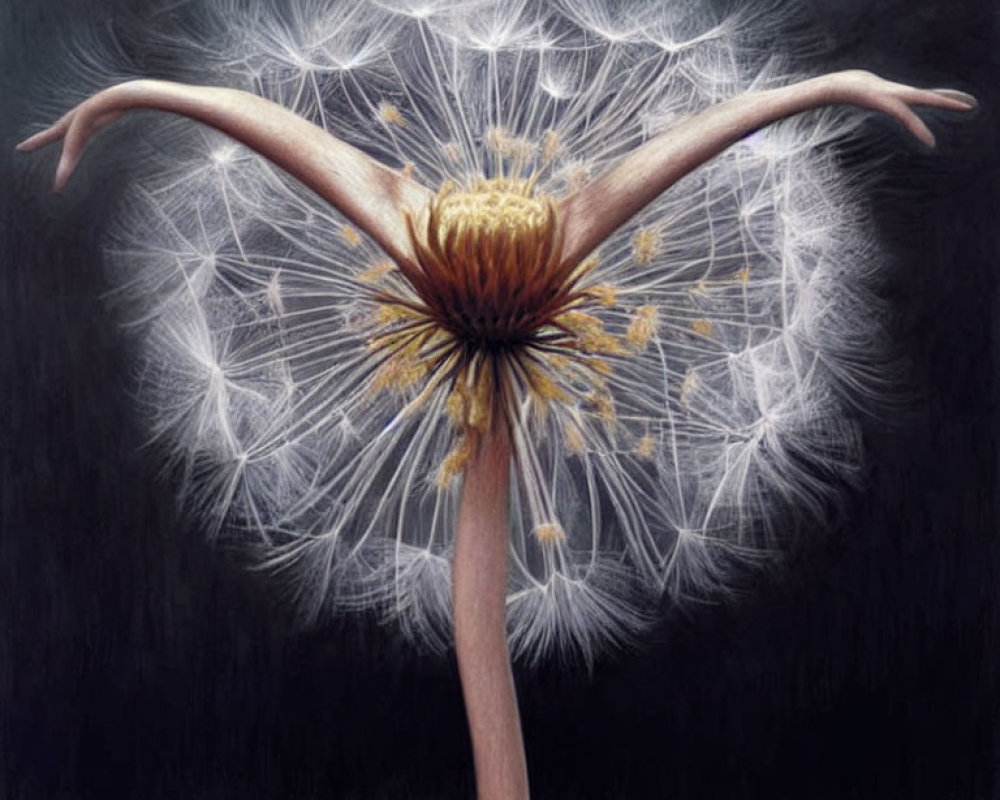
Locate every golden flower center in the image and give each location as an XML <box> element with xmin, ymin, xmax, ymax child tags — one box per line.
<box><xmin>367</xmin><ymin>177</ymin><xmax>634</xmax><ymax>443</ymax></box>
<box><xmin>409</xmin><ymin>178</ymin><xmax>567</xmax><ymax>348</ymax></box>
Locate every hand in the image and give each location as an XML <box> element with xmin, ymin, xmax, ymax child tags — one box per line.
<box><xmin>817</xmin><ymin>69</ymin><xmax>976</xmax><ymax>148</ymax></box>
<box><xmin>16</xmin><ymin>82</ymin><xmax>134</xmax><ymax>191</ymax></box>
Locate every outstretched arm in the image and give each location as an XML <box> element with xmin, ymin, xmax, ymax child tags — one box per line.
<box><xmin>17</xmin><ymin>79</ymin><xmax>433</xmax><ymax>269</ymax></box>
<box><xmin>558</xmin><ymin>70</ymin><xmax>977</xmax><ymax>269</ymax></box>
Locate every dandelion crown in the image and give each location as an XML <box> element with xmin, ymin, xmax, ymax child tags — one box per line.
<box><xmin>20</xmin><ymin>0</ymin><xmax>975</xmax><ymax>667</ymax></box>
<box><xmin>379</xmin><ymin>175</ymin><xmax>626</xmax><ymax>485</ymax></box>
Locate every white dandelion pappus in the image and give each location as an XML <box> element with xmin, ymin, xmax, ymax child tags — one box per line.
<box><xmin>19</xmin><ymin>1</ymin><xmax>974</xmax><ymax>671</ymax></box>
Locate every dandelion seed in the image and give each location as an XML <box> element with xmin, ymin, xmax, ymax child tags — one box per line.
<box><xmin>377</xmin><ymin>101</ymin><xmax>405</xmax><ymax>126</ymax></box>
<box><xmin>563</xmin><ymin>422</ymin><xmax>586</xmax><ymax>455</ymax></box>
<box><xmin>370</xmin><ymin>355</ymin><xmax>425</xmax><ymax>395</ymax></box>
<box><xmin>340</xmin><ymin>224</ymin><xmax>362</xmax><ymax>248</ymax></box>
<box><xmin>534</xmin><ymin>522</ymin><xmax>567</xmax><ymax>544</ymax></box>
<box><xmin>586</xmin><ymin>389</ymin><xmax>616</xmax><ymax>422</ymax></box>
<box><xmin>585</xmin><ymin>284</ymin><xmax>618</xmax><ymax>307</ymax></box>
<box><xmin>357</xmin><ymin>259</ymin><xmax>394</xmax><ymax>284</ymax></box>
<box><xmin>680</xmin><ymin>369</ymin><xmax>697</xmax><ymax>406</ymax></box>
<box><xmin>634</xmin><ymin>433</ymin><xmax>657</xmax><ymax>460</ymax></box>
<box><xmin>626</xmin><ymin>305</ymin><xmax>658</xmax><ymax>351</ymax></box>
<box><xmin>437</xmin><ymin>435</ymin><xmax>473</xmax><ymax>488</ymax></box>
<box><xmin>541</xmin><ymin>130</ymin><xmax>561</xmax><ymax>162</ymax></box>
<box><xmin>632</xmin><ymin>226</ymin><xmax>661</xmax><ymax>265</ymax></box>
<box><xmin>691</xmin><ymin>319</ymin><xmax>713</xmax><ymax>337</ymax></box>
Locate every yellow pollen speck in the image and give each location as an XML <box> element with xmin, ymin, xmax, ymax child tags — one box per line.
<box><xmin>466</xmin><ymin>367</ymin><xmax>493</xmax><ymax>431</ymax></box>
<box><xmin>437</xmin><ymin>436</ymin><xmax>473</xmax><ymax>489</ymax></box>
<box><xmin>626</xmin><ymin>305</ymin><xmax>658</xmax><ymax>351</ymax></box>
<box><xmin>568</xmin><ymin>166</ymin><xmax>590</xmax><ymax>190</ymax></box>
<box><xmin>564</xmin><ymin>421</ymin><xmax>586</xmax><ymax>455</ymax></box>
<box><xmin>680</xmin><ymin>369</ymin><xmax>696</xmax><ymax>406</ymax></box>
<box><xmin>525</xmin><ymin>361</ymin><xmax>570</xmax><ymax>404</ymax></box>
<box><xmin>587</xmin><ymin>357</ymin><xmax>613</xmax><ymax>376</ymax></box>
<box><xmin>570</xmin><ymin>255</ymin><xmax>600</xmax><ymax>284</ymax></box>
<box><xmin>736</xmin><ymin>266</ymin><xmax>750</xmax><ymax>284</ymax></box>
<box><xmin>512</xmin><ymin>137</ymin><xmax>536</xmax><ymax>160</ymax></box>
<box><xmin>691</xmin><ymin>278</ymin><xmax>709</xmax><ymax>296</ymax></box>
<box><xmin>558</xmin><ymin>310</ymin><xmax>626</xmax><ymax>355</ymax></box>
<box><xmin>534</xmin><ymin>522</ymin><xmax>567</xmax><ymax>544</ymax></box>
<box><xmin>486</xmin><ymin>128</ymin><xmax>535</xmax><ymax>160</ymax></box>
<box><xmin>542</xmin><ymin>130</ymin><xmax>560</xmax><ymax>162</ymax></box>
<box><xmin>443</xmin><ymin>142</ymin><xmax>461</xmax><ymax>163</ymax></box>
<box><xmin>587</xmin><ymin>390</ymin><xmax>615</xmax><ymax>421</ymax></box>
<box><xmin>634</xmin><ymin>433</ymin><xmax>656</xmax><ymax>459</ymax></box>
<box><xmin>632</xmin><ymin>227</ymin><xmax>660</xmax><ymax>265</ymax></box>
<box><xmin>585</xmin><ymin>284</ymin><xmax>618</xmax><ymax>307</ymax></box>
<box><xmin>445</xmin><ymin>387</ymin><xmax>468</xmax><ymax>427</ymax></box>
<box><xmin>556</xmin><ymin>309</ymin><xmax>595</xmax><ymax>332</ymax></box>
<box><xmin>370</xmin><ymin>303</ymin><xmax>423</xmax><ymax>328</ymax></box>
<box><xmin>402</xmin><ymin>162</ymin><xmax>415</xmax><ymax>179</ymax></box>
<box><xmin>341</xmin><ymin>225</ymin><xmax>362</xmax><ymax>248</ymax></box>
<box><xmin>691</xmin><ymin>319</ymin><xmax>713</xmax><ymax>337</ymax></box>
<box><xmin>358</xmin><ymin>260</ymin><xmax>395</xmax><ymax>284</ymax></box>
<box><xmin>487</xmin><ymin>127</ymin><xmax>506</xmax><ymax>152</ymax></box>
<box><xmin>378</xmin><ymin>102</ymin><xmax>405</xmax><ymax>126</ymax></box>
<box><xmin>371</xmin><ymin>356</ymin><xmax>425</xmax><ymax>395</ymax></box>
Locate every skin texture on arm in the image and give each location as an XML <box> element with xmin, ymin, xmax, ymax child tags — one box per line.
<box><xmin>558</xmin><ymin>70</ymin><xmax>977</xmax><ymax>269</ymax></box>
<box><xmin>16</xmin><ymin>79</ymin><xmax>432</xmax><ymax>270</ymax></box>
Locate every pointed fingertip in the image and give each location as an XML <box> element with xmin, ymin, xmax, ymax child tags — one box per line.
<box><xmin>906</xmin><ymin>115</ymin><xmax>937</xmax><ymax>148</ymax></box>
<box><xmin>907</xmin><ymin>121</ymin><xmax>936</xmax><ymax>149</ymax></box>
<box><xmin>16</xmin><ymin>133</ymin><xmax>42</xmax><ymax>152</ymax></box>
<box><xmin>932</xmin><ymin>89</ymin><xmax>979</xmax><ymax>110</ymax></box>
<box><xmin>53</xmin><ymin>163</ymin><xmax>69</xmax><ymax>193</ymax></box>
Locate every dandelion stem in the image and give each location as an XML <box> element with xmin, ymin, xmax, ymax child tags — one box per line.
<box><xmin>453</xmin><ymin>418</ymin><xmax>529</xmax><ymax>800</ymax></box>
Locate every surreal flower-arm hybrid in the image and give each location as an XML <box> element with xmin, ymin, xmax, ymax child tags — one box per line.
<box><xmin>18</xmin><ymin>64</ymin><xmax>975</xmax><ymax>800</ymax></box>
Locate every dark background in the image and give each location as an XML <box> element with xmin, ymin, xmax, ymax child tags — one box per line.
<box><xmin>1</xmin><ymin>1</ymin><xmax>997</xmax><ymax>798</ymax></box>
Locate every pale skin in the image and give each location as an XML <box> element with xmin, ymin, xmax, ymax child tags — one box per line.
<box><xmin>18</xmin><ymin>70</ymin><xmax>975</xmax><ymax>800</ymax></box>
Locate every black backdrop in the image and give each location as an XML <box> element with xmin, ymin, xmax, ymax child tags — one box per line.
<box><xmin>1</xmin><ymin>1</ymin><xmax>997</xmax><ymax>798</ymax></box>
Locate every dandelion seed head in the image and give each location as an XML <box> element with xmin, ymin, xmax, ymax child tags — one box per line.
<box><xmin>94</xmin><ymin>0</ymin><xmax>892</xmax><ymax>664</ymax></box>
<box><xmin>366</xmin><ymin>176</ymin><xmax>634</xmax><ymax>437</ymax></box>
